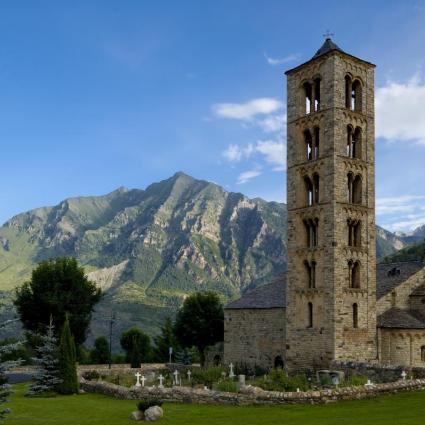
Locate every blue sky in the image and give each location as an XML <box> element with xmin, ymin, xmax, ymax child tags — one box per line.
<box><xmin>1</xmin><ymin>0</ymin><xmax>425</xmax><ymax>233</ymax></box>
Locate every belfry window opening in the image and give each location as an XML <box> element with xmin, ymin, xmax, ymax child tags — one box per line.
<box><xmin>305</xmin><ymin>260</ymin><xmax>317</xmax><ymax>288</ymax></box>
<box><xmin>348</xmin><ymin>219</ymin><xmax>361</xmax><ymax>247</ymax></box>
<box><xmin>304</xmin><ymin>219</ymin><xmax>319</xmax><ymax>248</ymax></box>
<box><xmin>348</xmin><ymin>260</ymin><xmax>361</xmax><ymax>288</ymax></box>
<box><xmin>303</xmin><ymin>79</ymin><xmax>321</xmax><ymax>114</ymax></box>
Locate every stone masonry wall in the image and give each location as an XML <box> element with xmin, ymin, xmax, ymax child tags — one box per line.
<box><xmin>285</xmin><ymin>48</ymin><xmax>377</xmax><ymax>372</ymax></box>
<box><xmin>81</xmin><ymin>378</ymin><xmax>425</xmax><ymax>405</ymax></box>
<box><xmin>224</xmin><ymin>308</ymin><xmax>285</xmax><ymax>368</ymax></box>
<box><xmin>379</xmin><ymin>329</ymin><xmax>425</xmax><ymax>367</ymax></box>
<box><xmin>331</xmin><ymin>360</ymin><xmax>425</xmax><ymax>383</ymax></box>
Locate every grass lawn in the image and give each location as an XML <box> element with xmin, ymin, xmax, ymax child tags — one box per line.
<box><xmin>6</xmin><ymin>383</ymin><xmax>425</xmax><ymax>425</ymax></box>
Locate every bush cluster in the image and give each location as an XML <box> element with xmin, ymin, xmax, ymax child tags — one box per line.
<box><xmin>258</xmin><ymin>368</ymin><xmax>309</xmax><ymax>392</ymax></box>
<box><xmin>214</xmin><ymin>378</ymin><xmax>238</xmax><ymax>393</ymax></box>
<box><xmin>82</xmin><ymin>370</ymin><xmax>100</xmax><ymax>381</ymax></box>
<box><xmin>192</xmin><ymin>366</ymin><xmax>226</xmax><ymax>387</ymax></box>
<box><xmin>137</xmin><ymin>399</ymin><xmax>163</xmax><ymax>412</ymax></box>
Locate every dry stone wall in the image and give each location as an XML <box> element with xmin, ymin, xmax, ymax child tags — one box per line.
<box><xmin>81</xmin><ymin>378</ymin><xmax>425</xmax><ymax>405</ymax></box>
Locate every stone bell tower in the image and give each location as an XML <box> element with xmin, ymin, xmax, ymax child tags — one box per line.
<box><xmin>284</xmin><ymin>38</ymin><xmax>377</xmax><ymax>371</ymax></box>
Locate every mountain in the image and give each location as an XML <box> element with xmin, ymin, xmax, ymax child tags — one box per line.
<box><xmin>381</xmin><ymin>239</ymin><xmax>425</xmax><ymax>264</ymax></box>
<box><xmin>0</xmin><ymin>172</ymin><xmax>407</xmax><ymax>348</ymax></box>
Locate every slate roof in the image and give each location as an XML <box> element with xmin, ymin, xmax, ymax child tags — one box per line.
<box><xmin>312</xmin><ymin>38</ymin><xmax>344</xmax><ymax>59</ymax></box>
<box><xmin>285</xmin><ymin>38</ymin><xmax>375</xmax><ymax>75</ymax></box>
<box><xmin>225</xmin><ymin>276</ymin><xmax>286</xmax><ymax>310</ymax></box>
<box><xmin>378</xmin><ymin>308</ymin><xmax>425</xmax><ymax>329</ymax></box>
<box><xmin>411</xmin><ymin>283</ymin><xmax>425</xmax><ymax>296</ymax></box>
<box><xmin>376</xmin><ymin>261</ymin><xmax>424</xmax><ymax>299</ymax></box>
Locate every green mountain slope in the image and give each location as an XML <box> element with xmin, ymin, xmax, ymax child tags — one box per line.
<box><xmin>0</xmin><ymin>172</ymin><xmax>406</xmax><ymax>347</ymax></box>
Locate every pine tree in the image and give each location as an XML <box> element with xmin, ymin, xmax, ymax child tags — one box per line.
<box><xmin>154</xmin><ymin>317</ymin><xmax>178</xmax><ymax>362</ymax></box>
<box><xmin>0</xmin><ymin>318</ymin><xmax>21</xmax><ymax>424</ymax></box>
<box><xmin>57</xmin><ymin>316</ymin><xmax>78</xmax><ymax>395</ymax></box>
<box><xmin>26</xmin><ymin>318</ymin><xmax>62</xmax><ymax>396</ymax></box>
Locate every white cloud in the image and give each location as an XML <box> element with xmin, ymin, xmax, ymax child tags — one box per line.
<box><xmin>258</xmin><ymin>114</ymin><xmax>286</xmax><ymax>133</ymax></box>
<box><xmin>382</xmin><ymin>216</ymin><xmax>425</xmax><ymax>233</ymax></box>
<box><xmin>264</xmin><ymin>52</ymin><xmax>300</xmax><ymax>66</ymax></box>
<box><xmin>212</xmin><ymin>98</ymin><xmax>282</xmax><ymax>121</ymax></box>
<box><xmin>376</xmin><ymin>75</ymin><xmax>425</xmax><ymax>145</ymax></box>
<box><xmin>255</xmin><ymin>140</ymin><xmax>286</xmax><ymax>170</ymax></box>
<box><xmin>222</xmin><ymin>143</ymin><xmax>254</xmax><ymax>162</ymax></box>
<box><xmin>376</xmin><ymin>195</ymin><xmax>425</xmax><ymax>215</ymax></box>
<box><xmin>237</xmin><ymin>169</ymin><xmax>262</xmax><ymax>185</ymax></box>
<box><xmin>222</xmin><ymin>140</ymin><xmax>286</xmax><ymax>171</ymax></box>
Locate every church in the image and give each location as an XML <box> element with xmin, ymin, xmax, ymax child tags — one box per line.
<box><xmin>223</xmin><ymin>38</ymin><xmax>425</xmax><ymax>372</ymax></box>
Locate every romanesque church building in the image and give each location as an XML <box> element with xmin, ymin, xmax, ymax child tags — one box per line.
<box><xmin>223</xmin><ymin>39</ymin><xmax>425</xmax><ymax>372</ymax></box>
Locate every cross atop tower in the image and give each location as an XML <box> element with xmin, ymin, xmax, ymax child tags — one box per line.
<box><xmin>322</xmin><ymin>29</ymin><xmax>334</xmax><ymax>39</ymax></box>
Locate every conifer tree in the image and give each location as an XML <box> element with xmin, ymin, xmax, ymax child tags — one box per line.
<box><xmin>26</xmin><ymin>318</ymin><xmax>62</xmax><ymax>396</ymax></box>
<box><xmin>57</xmin><ymin>316</ymin><xmax>78</xmax><ymax>395</ymax></box>
<box><xmin>0</xmin><ymin>318</ymin><xmax>21</xmax><ymax>424</ymax></box>
<box><xmin>154</xmin><ymin>317</ymin><xmax>178</xmax><ymax>362</ymax></box>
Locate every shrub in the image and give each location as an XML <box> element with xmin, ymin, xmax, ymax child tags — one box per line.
<box><xmin>340</xmin><ymin>374</ymin><xmax>368</xmax><ymax>387</ymax></box>
<box><xmin>215</xmin><ymin>378</ymin><xmax>238</xmax><ymax>393</ymax></box>
<box><xmin>258</xmin><ymin>368</ymin><xmax>309</xmax><ymax>392</ymax></box>
<box><xmin>82</xmin><ymin>370</ymin><xmax>100</xmax><ymax>381</ymax></box>
<box><xmin>192</xmin><ymin>366</ymin><xmax>226</xmax><ymax>387</ymax></box>
<box><xmin>137</xmin><ymin>399</ymin><xmax>163</xmax><ymax>412</ymax></box>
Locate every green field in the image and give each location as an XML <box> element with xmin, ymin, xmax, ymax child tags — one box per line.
<box><xmin>5</xmin><ymin>383</ymin><xmax>425</xmax><ymax>425</ymax></box>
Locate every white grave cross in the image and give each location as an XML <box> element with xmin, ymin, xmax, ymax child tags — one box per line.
<box><xmin>141</xmin><ymin>375</ymin><xmax>146</xmax><ymax>387</ymax></box>
<box><xmin>401</xmin><ymin>370</ymin><xmax>407</xmax><ymax>381</ymax></box>
<box><xmin>229</xmin><ymin>363</ymin><xmax>235</xmax><ymax>378</ymax></box>
<box><xmin>187</xmin><ymin>370</ymin><xmax>192</xmax><ymax>382</ymax></box>
<box><xmin>173</xmin><ymin>370</ymin><xmax>179</xmax><ymax>385</ymax></box>
<box><xmin>135</xmin><ymin>372</ymin><xmax>142</xmax><ymax>387</ymax></box>
<box><xmin>158</xmin><ymin>374</ymin><xmax>165</xmax><ymax>388</ymax></box>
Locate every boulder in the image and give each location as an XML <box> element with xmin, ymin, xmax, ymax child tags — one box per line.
<box><xmin>129</xmin><ymin>410</ymin><xmax>144</xmax><ymax>421</ymax></box>
<box><xmin>144</xmin><ymin>406</ymin><xmax>164</xmax><ymax>422</ymax></box>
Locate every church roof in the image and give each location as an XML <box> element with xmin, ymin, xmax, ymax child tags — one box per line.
<box><xmin>411</xmin><ymin>283</ymin><xmax>425</xmax><ymax>296</ymax></box>
<box><xmin>312</xmin><ymin>38</ymin><xmax>344</xmax><ymax>59</ymax></box>
<box><xmin>285</xmin><ymin>38</ymin><xmax>375</xmax><ymax>75</ymax></box>
<box><xmin>378</xmin><ymin>308</ymin><xmax>425</xmax><ymax>329</ymax></box>
<box><xmin>225</xmin><ymin>276</ymin><xmax>286</xmax><ymax>309</ymax></box>
<box><xmin>376</xmin><ymin>261</ymin><xmax>425</xmax><ymax>299</ymax></box>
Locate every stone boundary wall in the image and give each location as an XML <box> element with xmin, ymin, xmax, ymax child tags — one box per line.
<box><xmin>78</xmin><ymin>364</ymin><xmax>168</xmax><ymax>376</ymax></box>
<box><xmin>331</xmin><ymin>360</ymin><xmax>425</xmax><ymax>383</ymax></box>
<box><xmin>80</xmin><ymin>378</ymin><xmax>425</xmax><ymax>406</ymax></box>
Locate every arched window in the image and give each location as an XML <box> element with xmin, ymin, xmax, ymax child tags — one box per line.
<box><xmin>348</xmin><ymin>261</ymin><xmax>361</xmax><ymax>288</ymax></box>
<box><xmin>305</xmin><ymin>176</ymin><xmax>314</xmax><ymax>206</ymax></box>
<box><xmin>347</xmin><ymin>125</ymin><xmax>354</xmax><ymax>157</ymax></box>
<box><xmin>352</xmin><ymin>127</ymin><xmax>362</xmax><ymax>159</ymax></box>
<box><xmin>314</xmin><ymin>127</ymin><xmax>320</xmax><ymax>159</ymax></box>
<box><xmin>314</xmin><ymin>78</ymin><xmax>321</xmax><ymax>111</ymax></box>
<box><xmin>274</xmin><ymin>356</ymin><xmax>284</xmax><ymax>369</ymax></box>
<box><xmin>347</xmin><ymin>173</ymin><xmax>354</xmax><ymax>203</ymax></box>
<box><xmin>348</xmin><ymin>219</ymin><xmax>361</xmax><ymax>247</ymax></box>
<box><xmin>304</xmin><ymin>219</ymin><xmax>319</xmax><ymax>248</ymax></box>
<box><xmin>303</xmin><ymin>82</ymin><xmax>313</xmax><ymax>114</ymax></box>
<box><xmin>353</xmin><ymin>303</ymin><xmax>358</xmax><ymax>328</ymax></box>
<box><xmin>305</xmin><ymin>130</ymin><xmax>313</xmax><ymax>161</ymax></box>
<box><xmin>304</xmin><ymin>260</ymin><xmax>316</xmax><ymax>288</ymax></box>
<box><xmin>347</xmin><ymin>174</ymin><xmax>362</xmax><ymax>204</ymax></box>
<box><xmin>353</xmin><ymin>175</ymin><xmax>362</xmax><ymax>204</ymax></box>
<box><xmin>421</xmin><ymin>346</ymin><xmax>425</xmax><ymax>362</ymax></box>
<box><xmin>351</xmin><ymin>80</ymin><xmax>362</xmax><ymax>112</ymax></box>
<box><xmin>313</xmin><ymin>173</ymin><xmax>320</xmax><ymax>204</ymax></box>
<box><xmin>345</xmin><ymin>75</ymin><xmax>352</xmax><ymax>109</ymax></box>
<box><xmin>308</xmin><ymin>302</ymin><xmax>313</xmax><ymax>328</ymax></box>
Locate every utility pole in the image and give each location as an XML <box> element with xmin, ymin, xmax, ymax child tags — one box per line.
<box><xmin>108</xmin><ymin>311</ymin><xmax>116</xmax><ymax>370</ymax></box>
